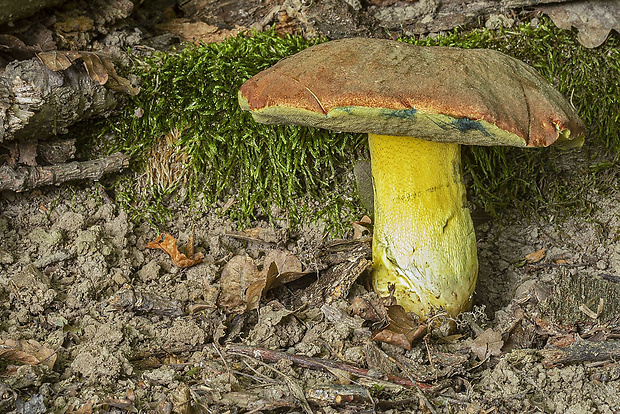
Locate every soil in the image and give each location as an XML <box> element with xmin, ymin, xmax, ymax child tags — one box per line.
<box><xmin>1</xmin><ymin>1</ymin><xmax>620</xmax><ymax>413</ymax></box>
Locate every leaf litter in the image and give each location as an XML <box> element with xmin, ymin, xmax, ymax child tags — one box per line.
<box><xmin>146</xmin><ymin>233</ymin><xmax>204</xmax><ymax>268</ymax></box>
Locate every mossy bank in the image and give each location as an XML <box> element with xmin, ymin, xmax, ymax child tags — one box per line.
<box><xmin>98</xmin><ymin>18</ymin><xmax>620</xmax><ymax>231</ymax></box>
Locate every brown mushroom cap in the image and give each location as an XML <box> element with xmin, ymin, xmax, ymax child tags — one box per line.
<box><xmin>239</xmin><ymin>38</ymin><xmax>585</xmax><ymax>148</ymax></box>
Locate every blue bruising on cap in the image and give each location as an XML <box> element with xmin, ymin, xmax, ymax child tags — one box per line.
<box><xmin>337</xmin><ymin>106</ymin><xmax>355</xmax><ymax>114</ymax></box>
<box><xmin>380</xmin><ymin>108</ymin><xmax>418</xmax><ymax>119</ymax></box>
<box><xmin>451</xmin><ymin>118</ymin><xmax>490</xmax><ymax>136</ymax></box>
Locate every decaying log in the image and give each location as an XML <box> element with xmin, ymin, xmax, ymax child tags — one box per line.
<box><xmin>0</xmin><ymin>57</ymin><xmax>117</xmax><ymax>143</ymax></box>
<box><xmin>0</xmin><ymin>0</ymin><xmax>67</xmax><ymax>25</ymax></box>
<box><xmin>181</xmin><ymin>0</ymin><xmax>578</xmax><ymax>40</ymax></box>
<box><xmin>0</xmin><ymin>152</ymin><xmax>129</xmax><ymax>192</ymax></box>
<box><xmin>540</xmin><ymin>339</ymin><xmax>620</xmax><ymax>368</ymax></box>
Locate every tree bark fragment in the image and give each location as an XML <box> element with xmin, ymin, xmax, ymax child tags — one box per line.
<box><xmin>0</xmin><ymin>152</ymin><xmax>129</xmax><ymax>192</ymax></box>
<box><xmin>0</xmin><ymin>57</ymin><xmax>117</xmax><ymax>143</ymax></box>
<box><xmin>540</xmin><ymin>339</ymin><xmax>620</xmax><ymax>368</ymax></box>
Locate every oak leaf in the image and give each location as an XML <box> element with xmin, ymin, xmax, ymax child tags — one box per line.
<box><xmin>0</xmin><ymin>339</ymin><xmax>57</xmax><ymax>370</ymax></box>
<box><xmin>146</xmin><ymin>233</ymin><xmax>204</xmax><ymax>268</ymax></box>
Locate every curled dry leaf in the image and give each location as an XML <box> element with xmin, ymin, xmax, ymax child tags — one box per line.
<box><xmin>37</xmin><ymin>50</ymin><xmax>81</xmax><ymax>71</ymax></box>
<box><xmin>0</xmin><ymin>339</ymin><xmax>57</xmax><ymax>370</ymax></box>
<box><xmin>350</xmin><ymin>294</ymin><xmax>388</xmax><ymax>325</ymax></box>
<box><xmin>370</xmin><ymin>305</ymin><xmax>426</xmax><ymax>350</ymax></box>
<box><xmin>218</xmin><ymin>250</ymin><xmax>307</xmax><ymax>312</ymax></box>
<box><xmin>156</xmin><ymin>19</ymin><xmax>245</xmax><ymax>43</ymax></box>
<box><xmin>36</xmin><ymin>50</ymin><xmax>139</xmax><ymax>95</ymax></box>
<box><xmin>470</xmin><ymin>328</ymin><xmax>504</xmax><ymax>360</ymax></box>
<box><xmin>352</xmin><ymin>215</ymin><xmax>372</xmax><ymax>239</ymax></box>
<box><xmin>218</xmin><ymin>255</ymin><xmax>261</xmax><ymax>312</ymax></box>
<box><xmin>146</xmin><ymin>233</ymin><xmax>204</xmax><ymax>268</ymax></box>
<box><xmin>246</xmin><ymin>250</ymin><xmax>306</xmax><ymax>311</ymax></box>
<box><xmin>525</xmin><ymin>247</ymin><xmax>546</xmax><ymax>264</ymax></box>
<box><xmin>538</xmin><ymin>0</ymin><xmax>620</xmax><ymax>48</ymax></box>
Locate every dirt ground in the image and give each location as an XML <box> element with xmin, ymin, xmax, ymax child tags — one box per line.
<box><xmin>1</xmin><ymin>1</ymin><xmax>620</xmax><ymax>413</ymax></box>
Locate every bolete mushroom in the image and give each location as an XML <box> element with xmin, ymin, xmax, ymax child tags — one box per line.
<box><xmin>238</xmin><ymin>38</ymin><xmax>585</xmax><ymax>319</ymax></box>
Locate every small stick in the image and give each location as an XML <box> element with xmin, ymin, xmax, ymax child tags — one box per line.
<box><xmin>0</xmin><ymin>152</ymin><xmax>129</xmax><ymax>192</ymax></box>
<box><xmin>540</xmin><ymin>339</ymin><xmax>620</xmax><ymax>368</ymax></box>
<box><xmin>225</xmin><ymin>343</ymin><xmax>432</xmax><ymax>391</ymax></box>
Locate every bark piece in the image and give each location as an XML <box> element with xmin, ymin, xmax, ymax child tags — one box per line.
<box><xmin>0</xmin><ymin>0</ymin><xmax>67</xmax><ymax>25</ymax></box>
<box><xmin>0</xmin><ymin>152</ymin><xmax>129</xmax><ymax>192</ymax></box>
<box><xmin>541</xmin><ymin>339</ymin><xmax>620</xmax><ymax>368</ymax></box>
<box><xmin>0</xmin><ymin>57</ymin><xmax>117</xmax><ymax>143</ymax></box>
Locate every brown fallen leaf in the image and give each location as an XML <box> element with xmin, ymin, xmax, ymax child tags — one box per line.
<box><xmin>352</xmin><ymin>215</ymin><xmax>372</xmax><ymax>239</ymax></box>
<box><xmin>371</xmin><ymin>305</ymin><xmax>426</xmax><ymax>350</ymax></box>
<box><xmin>470</xmin><ymin>328</ymin><xmax>503</xmax><ymax>360</ymax></box>
<box><xmin>218</xmin><ymin>255</ymin><xmax>261</xmax><ymax>312</ymax></box>
<box><xmin>37</xmin><ymin>50</ymin><xmax>81</xmax><ymax>71</ymax></box>
<box><xmin>525</xmin><ymin>247</ymin><xmax>546</xmax><ymax>264</ymax></box>
<box><xmin>218</xmin><ymin>250</ymin><xmax>309</xmax><ymax>312</ymax></box>
<box><xmin>36</xmin><ymin>50</ymin><xmax>139</xmax><ymax>95</ymax></box>
<box><xmin>66</xmin><ymin>401</ymin><xmax>94</xmax><ymax>414</ymax></box>
<box><xmin>245</xmin><ymin>261</ymin><xmax>278</xmax><ymax>311</ymax></box>
<box><xmin>350</xmin><ymin>294</ymin><xmax>389</xmax><ymax>325</ymax></box>
<box><xmin>155</xmin><ymin>19</ymin><xmax>245</xmax><ymax>43</ymax></box>
<box><xmin>80</xmin><ymin>51</ymin><xmax>109</xmax><ymax>85</ymax></box>
<box><xmin>538</xmin><ymin>0</ymin><xmax>620</xmax><ymax>48</ymax></box>
<box><xmin>146</xmin><ymin>233</ymin><xmax>204</xmax><ymax>268</ymax></box>
<box><xmin>0</xmin><ymin>339</ymin><xmax>57</xmax><ymax>370</ymax></box>
<box><xmin>246</xmin><ymin>250</ymin><xmax>306</xmax><ymax>311</ymax></box>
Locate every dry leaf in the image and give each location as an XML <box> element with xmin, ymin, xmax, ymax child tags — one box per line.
<box><xmin>37</xmin><ymin>50</ymin><xmax>81</xmax><ymax>71</ymax></box>
<box><xmin>470</xmin><ymin>328</ymin><xmax>503</xmax><ymax>360</ymax></box>
<box><xmin>99</xmin><ymin>56</ymin><xmax>140</xmax><ymax>96</ymax></box>
<box><xmin>0</xmin><ymin>34</ymin><xmax>39</xmax><ymax>61</ymax></box>
<box><xmin>263</xmin><ymin>250</ymin><xmax>304</xmax><ymax>285</ymax></box>
<box><xmin>36</xmin><ymin>50</ymin><xmax>139</xmax><ymax>96</ymax></box>
<box><xmin>350</xmin><ymin>294</ymin><xmax>388</xmax><ymax>324</ymax></box>
<box><xmin>218</xmin><ymin>255</ymin><xmax>261</xmax><ymax>312</ymax></box>
<box><xmin>371</xmin><ymin>305</ymin><xmax>426</xmax><ymax>350</ymax></box>
<box><xmin>245</xmin><ymin>261</ymin><xmax>278</xmax><ymax>311</ymax></box>
<box><xmin>66</xmin><ymin>401</ymin><xmax>94</xmax><ymax>414</ymax></box>
<box><xmin>0</xmin><ymin>339</ymin><xmax>57</xmax><ymax>370</ymax></box>
<box><xmin>146</xmin><ymin>233</ymin><xmax>204</xmax><ymax>268</ymax></box>
<box><xmin>538</xmin><ymin>0</ymin><xmax>620</xmax><ymax>48</ymax></box>
<box><xmin>156</xmin><ymin>19</ymin><xmax>245</xmax><ymax>43</ymax></box>
<box><xmin>352</xmin><ymin>215</ymin><xmax>372</xmax><ymax>239</ymax></box>
<box><xmin>371</xmin><ymin>328</ymin><xmax>414</xmax><ymax>350</ymax></box>
<box><xmin>218</xmin><ymin>251</ymin><xmax>307</xmax><ymax>312</ymax></box>
<box><xmin>525</xmin><ymin>247</ymin><xmax>546</xmax><ymax>264</ymax></box>
<box><xmin>246</xmin><ymin>250</ymin><xmax>305</xmax><ymax>310</ymax></box>
<box><xmin>80</xmin><ymin>52</ymin><xmax>109</xmax><ymax>85</ymax></box>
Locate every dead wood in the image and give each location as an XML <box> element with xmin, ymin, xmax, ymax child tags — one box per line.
<box><xmin>225</xmin><ymin>343</ymin><xmax>433</xmax><ymax>391</ymax></box>
<box><xmin>0</xmin><ymin>152</ymin><xmax>129</xmax><ymax>192</ymax></box>
<box><xmin>0</xmin><ymin>57</ymin><xmax>117</xmax><ymax>143</ymax></box>
<box><xmin>0</xmin><ymin>0</ymin><xmax>67</xmax><ymax>25</ymax></box>
<box><xmin>540</xmin><ymin>339</ymin><xmax>620</xmax><ymax>368</ymax></box>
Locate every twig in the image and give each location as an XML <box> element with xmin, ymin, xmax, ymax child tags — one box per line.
<box><xmin>540</xmin><ymin>339</ymin><xmax>620</xmax><ymax>368</ymax></box>
<box><xmin>385</xmin><ymin>353</ymin><xmax>438</xmax><ymax>414</ymax></box>
<box><xmin>242</xmin><ymin>355</ymin><xmax>314</xmax><ymax>414</ymax></box>
<box><xmin>225</xmin><ymin>343</ymin><xmax>432</xmax><ymax>391</ymax></box>
<box><xmin>213</xmin><ymin>343</ymin><xmax>232</xmax><ymax>384</ymax></box>
<box><xmin>0</xmin><ymin>152</ymin><xmax>129</xmax><ymax>192</ymax></box>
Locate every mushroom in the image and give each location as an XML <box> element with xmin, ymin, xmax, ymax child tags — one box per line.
<box><xmin>238</xmin><ymin>38</ymin><xmax>585</xmax><ymax>319</ymax></box>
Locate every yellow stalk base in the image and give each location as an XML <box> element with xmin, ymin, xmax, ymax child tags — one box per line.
<box><xmin>369</xmin><ymin>134</ymin><xmax>478</xmax><ymax>319</ymax></box>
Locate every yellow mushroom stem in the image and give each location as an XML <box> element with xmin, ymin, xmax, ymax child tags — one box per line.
<box><xmin>369</xmin><ymin>134</ymin><xmax>478</xmax><ymax>319</ymax></box>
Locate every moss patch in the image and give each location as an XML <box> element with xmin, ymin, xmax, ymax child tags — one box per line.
<box><xmin>101</xmin><ymin>19</ymin><xmax>619</xmax><ymax>230</ymax></box>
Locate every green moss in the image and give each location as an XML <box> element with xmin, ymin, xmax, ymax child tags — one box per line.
<box><xmin>102</xmin><ymin>19</ymin><xmax>619</xmax><ymax>230</ymax></box>
<box><xmin>105</xmin><ymin>31</ymin><xmax>365</xmax><ymax>230</ymax></box>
